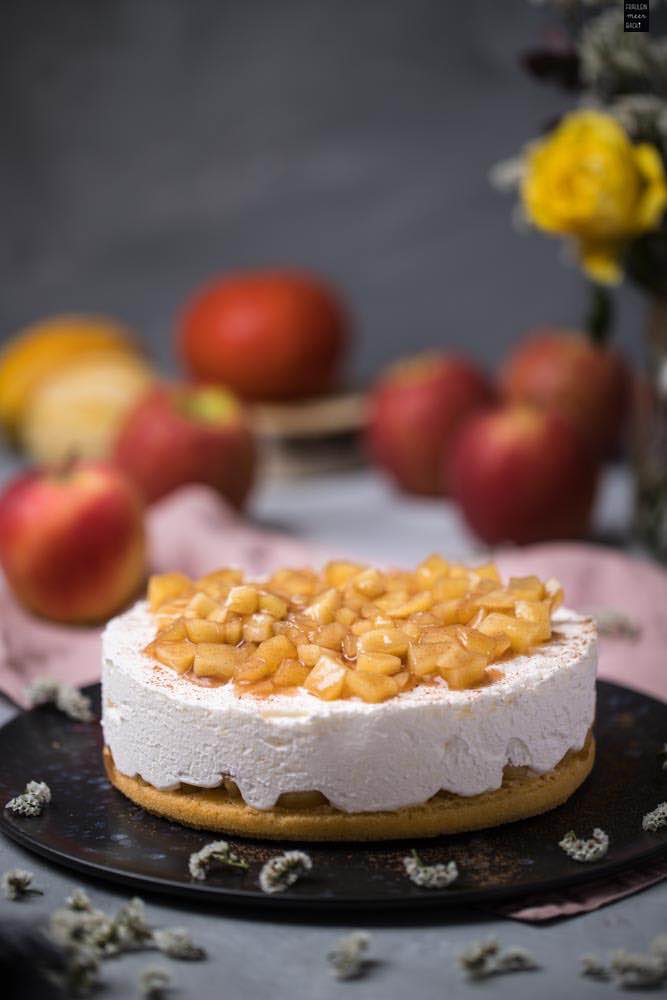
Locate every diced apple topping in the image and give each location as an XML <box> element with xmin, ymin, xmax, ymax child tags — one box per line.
<box><xmin>145</xmin><ymin>556</ymin><xmax>563</xmax><ymax>701</ymax></box>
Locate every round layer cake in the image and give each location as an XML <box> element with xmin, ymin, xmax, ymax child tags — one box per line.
<box><xmin>101</xmin><ymin>567</ymin><xmax>597</xmax><ymax>841</ymax></box>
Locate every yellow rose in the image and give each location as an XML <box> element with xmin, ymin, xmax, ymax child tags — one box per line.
<box><xmin>521</xmin><ymin>110</ymin><xmax>667</xmax><ymax>284</ymax></box>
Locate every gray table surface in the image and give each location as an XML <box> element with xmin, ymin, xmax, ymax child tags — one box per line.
<box><xmin>1</xmin><ymin>463</ymin><xmax>665</xmax><ymax>1000</ymax></box>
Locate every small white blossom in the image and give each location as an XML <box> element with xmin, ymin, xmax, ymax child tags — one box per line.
<box><xmin>66</xmin><ymin>888</ymin><xmax>92</xmax><ymax>911</ymax></box>
<box><xmin>403</xmin><ymin>850</ymin><xmax>458</xmax><ymax>889</ymax></box>
<box><xmin>327</xmin><ymin>932</ymin><xmax>371</xmax><ymax>980</ymax></box>
<box><xmin>2</xmin><ymin>868</ymin><xmax>41</xmax><ymax>900</ymax></box>
<box><xmin>153</xmin><ymin>927</ymin><xmax>206</xmax><ymax>961</ymax></box>
<box><xmin>26</xmin><ymin>677</ymin><xmax>94</xmax><ymax>722</ymax></box>
<box><xmin>258</xmin><ymin>850</ymin><xmax>312</xmax><ymax>894</ymax></box>
<box><xmin>139</xmin><ymin>965</ymin><xmax>171</xmax><ymax>999</ymax></box>
<box><xmin>643</xmin><ymin>802</ymin><xmax>667</xmax><ymax>832</ymax></box>
<box><xmin>610</xmin><ymin>949</ymin><xmax>667</xmax><ymax>989</ymax></box>
<box><xmin>559</xmin><ymin>828</ymin><xmax>609</xmax><ymax>862</ymax></box>
<box><xmin>457</xmin><ymin>938</ymin><xmax>539</xmax><ymax>980</ymax></box>
<box><xmin>580</xmin><ymin>953</ymin><xmax>610</xmax><ymax>979</ymax></box>
<box><xmin>188</xmin><ymin>840</ymin><xmax>248</xmax><ymax>881</ymax></box>
<box><xmin>5</xmin><ymin>779</ymin><xmax>51</xmax><ymax>817</ymax></box>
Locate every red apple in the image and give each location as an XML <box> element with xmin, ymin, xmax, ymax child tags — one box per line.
<box><xmin>113</xmin><ymin>383</ymin><xmax>256</xmax><ymax>507</ymax></box>
<box><xmin>179</xmin><ymin>270</ymin><xmax>348</xmax><ymax>401</ymax></box>
<box><xmin>366</xmin><ymin>353</ymin><xmax>495</xmax><ymax>495</ymax></box>
<box><xmin>0</xmin><ymin>461</ymin><xmax>146</xmax><ymax>623</ymax></box>
<box><xmin>500</xmin><ymin>328</ymin><xmax>630</xmax><ymax>457</ymax></box>
<box><xmin>448</xmin><ymin>405</ymin><xmax>599</xmax><ymax>545</ymax></box>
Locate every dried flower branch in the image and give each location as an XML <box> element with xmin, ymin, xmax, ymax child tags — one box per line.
<box><xmin>403</xmin><ymin>849</ymin><xmax>458</xmax><ymax>889</ymax></box>
<box><xmin>327</xmin><ymin>932</ymin><xmax>371</xmax><ymax>980</ymax></box>
<box><xmin>5</xmin><ymin>779</ymin><xmax>51</xmax><ymax>817</ymax></box>
<box><xmin>2</xmin><ymin>868</ymin><xmax>42</xmax><ymax>901</ymax></box>
<box><xmin>558</xmin><ymin>827</ymin><xmax>609</xmax><ymax>862</ymax></box>
<box><xmin>140</xmin><ymin>965</ymin><xmax>172</xmax><ymax>999</ymax></box>
<box><xmin>258</xmin><ymin>850</ymin><xmax>312</xmax><ymax>894</ymax></box>
<box><xmin>153</xmin><ymin>928</ymin><xmax>206</xmax><ymax>961</ymax></box>
<box><xmin>457</xmin><ymin>938</ymin><xmax>539</xmax><ymax>980</ymax></box>
<box><xmin>26</xmin><ymin>677</ymin><xmax>94</xmax><ymax>722</ymax></box>
<box><xmin>188</xmin><ymin>840</ymin><xmax>248</xmax><ymax>881</ymax></box>
<box><xmin>642</xmin><ymin>802</ymin><xmax>667</xmax><ymax>832</ymax></box>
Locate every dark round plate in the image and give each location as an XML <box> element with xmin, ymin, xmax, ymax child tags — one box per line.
<box><xmin>1</xmin><ymin>681</ymin><xmax>666</xmax><ymax>911</ymax></box>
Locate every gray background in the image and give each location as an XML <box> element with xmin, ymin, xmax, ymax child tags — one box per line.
<box><xmin>0</xmin><ymin>0</ymin><xmax>650</xmax><ymax>384</ymax></box>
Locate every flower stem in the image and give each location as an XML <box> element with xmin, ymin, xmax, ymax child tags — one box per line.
<box><xmin>586</xmin><ymin>283</ymin><xmax>614</xmax><ymax>346</ymax></box>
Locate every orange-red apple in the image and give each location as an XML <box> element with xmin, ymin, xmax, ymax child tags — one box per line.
<box><xmin>448</xmin><ymin>405</ymin><xmax>598</xmax><ymax>545</ymax></box>
<box><xmin>113</xmin><ymin>383</ymin><xmax>256</xmax><ymax>507</ymax></box>
<box><xmin>500</xmin><ymin>328</ymin><xmax>630</xmax><ymax>457</ymax></box>
<box><xmin>366</xmin><ymin>353</ymin><xmax>495</xmax><ymax>495</ymax></box>
<box><xmin>179</xmin><ymin>270</ymin><xmax>348</xmax><ymax>401</ymax></box>
<box><xmin>0</xmin><ymin>461</ymin><xmax>146</xmax><ymax>623</ymax></box>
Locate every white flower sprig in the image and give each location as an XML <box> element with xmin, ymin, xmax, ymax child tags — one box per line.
<box><xmin>5</xmin><ymin>779</ymin><xmax>51</xmax><ymax>817</ymax></box>
<box><xmin>188</xmin><ymin>840</ymin><xmax>248</xmax><ymax>881</ymax></box>
<box><xmin>26</xmin><ymin>677</ymin><xmax>94</xmax><ymax>722</ymax></box>
<box><xmin>153</xmin><ymin>928</ymin><xmax>206</xmax><ymax>961</ymax></box>
<box><xmin>2</xmin><ymin>868</ymin><xmax>42</xmax><ymax>901</ymax></box>
<box><xmin>558</xmin><ymin>827</ymin><xmax>609</xmax><ymax>862</ymax></box>
<box><xmin>327</xmin><ymin>932</ymin><xmax>371</xmax><ymax>980</ymax></box>
<box><xmin>258</xmin><ymin>850</ymin><xmax>312</xmax><ymax>894</ymax></box>
<box><xmin>642</xmin><ymin>802</ymin><xmax>667</xmax><ymax>832</ymax></box>
<box><xmin>139</xmin><ymin>965</ymin><xmax>172</xmax><ymax>999</ymax></box>
<box><xmin>403</xmin><ymin>849</ymin><xmax>458</xmax><ymax>889</ymax></box>
<box><xmin>457</xmin><ymin>938</ymin><xmax>539</xmax><ymax>980</ymax></box>
<box><xmin>582</xmin><ymin>937</ymin><xmax>667</xmax><ymax>989</ymax></box>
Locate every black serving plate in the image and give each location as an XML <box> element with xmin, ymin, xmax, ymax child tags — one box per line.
<box><xmin>0</xmin><ymin>681</ymin><xmax>666</xmax><ymax>911</ymax></box>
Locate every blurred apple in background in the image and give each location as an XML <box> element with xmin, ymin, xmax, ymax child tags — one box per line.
<box><xmin>500</xmin><ymin>328</ymin><xmax>630</xmax><ymax>457</ymax></box>
<box><xmin>21</xmin><ymin>351</ymin><xmax>154</xmax><ymax>464</ymax></box>
<box><xmin>366</xmin><ymin>353</ymin><xmax>495</xmax><ymax>495</ymax></box>
<box><xmin>0</xmin><ymin>461</ymin><xmax>146</xmax><ymax>623</ymax></box>
<box><xmin>0</xmin><ymin>315</ymin><xmax>141</xmax><ymax>443</ymax></box>
<box><xmin>113</xmin><ymin>383</ymin><xmax>256</xmax><ymax>507</ymax></box>
<box><xmin>179</xmin><ymin>269</ymin><xmax>347</xmax><ymax>401</ymax></box>
<box><xmin>449</xmin><ymin>405</ymin><xmax>598</xmax><ymax>545</ymax></box>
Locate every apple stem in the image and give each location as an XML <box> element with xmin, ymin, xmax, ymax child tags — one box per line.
<box><xmin>585</xmin><ymin>283</ymin><xmax>613</xmax><ymax>346</ymax></box>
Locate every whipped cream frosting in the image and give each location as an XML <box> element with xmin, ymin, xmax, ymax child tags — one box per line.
<box><xmin>101</xmin><ymin>601</ymin><xmax>597</xmax><ymax>814</ymax></box>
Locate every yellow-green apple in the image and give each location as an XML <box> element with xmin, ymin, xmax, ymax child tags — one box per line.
<box><xmin>0</xmin><ymin>461</ymin><xmax>146</xmax><ymax>623</ymax></box>
<box><xmin>179</xmin><ymin>270</ymin><xmax>348</xmax><ymax>401</ymax></box>
<box><xmin>366</xmin><ymin>353</ymin><xmax>495</xmax><ymax>495</ymax></box>
<box><xmin>448</xmin><ymin>405</ymin><xmax>599</xmax><ymax>545</ymax></box>
<box><xmin>113</xmin><ymin>383</ymin><xmax>256</xmax><ymax>507</ymax></box>
<box><xmin>500</xmin><ymin>328</ymin><xmax>630</xmax><ymax>457</ymax></box>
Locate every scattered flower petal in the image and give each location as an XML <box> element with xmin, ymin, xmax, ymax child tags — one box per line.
<box><xmin>2</xmin><ymin>868</ymin><xmax>41</xmax><ymax>901</ymax></box>
<box><xmin>5</xmin><ymin>780</ymin><xmax>51</xmax><ymax>817</ymax></box>
<box><xmin>140</xmin><ymin>964</ymin><xmax>172</xmax><ymax>999</ymax></box>
<box><xmin>643</xmin><ymin>802</ymin><xmax>667</xmax><ymax>832</ymax></box>
<box><xmin>403</xmin><ymin>849</ymin><xmax>458</xmax><ymax>889</ymax></box>
<box><xmin>153</xmin><ymin>928</ymin><xmax>206</xmax><ymax>961</ymax></box>
<box><xmin>258</xmin><ymin>851</ymin><xmax>312</xmax><ymax>894</ymax></box>
<box><xmin>188</xmin><ymin>840</ymin><xmax>248</xmax><ymax>881</ymax></box>
<box><xmin>26</xmin><ymin>677</ymin><xmax>94</xmax><ymax>722</ymax></box>
<box><xmin>558</xmin><ymin>828</ymin><xmax>609</xmax><ymax>862</ymax></box>
<box><xmin>327</xmin><ymin>932</ymin><xmax>371</xmax><ymax>980</ymax></box>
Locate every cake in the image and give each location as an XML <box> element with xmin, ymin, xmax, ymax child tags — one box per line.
<box><xmin>101</xmin><ymin>556</ymin><xmax>597</xmax><ymax>841</ymax></box>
